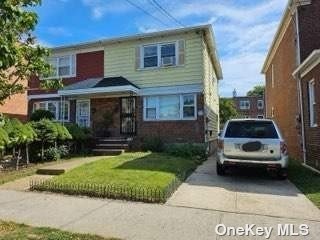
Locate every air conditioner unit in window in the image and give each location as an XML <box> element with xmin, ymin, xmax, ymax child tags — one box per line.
<box><xmin>161</xmin><ymin>56</ymin><xmax>175</xmax><ymax>66</ymax></box>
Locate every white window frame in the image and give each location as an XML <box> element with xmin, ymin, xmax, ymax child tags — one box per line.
<box><xmin>309</xmin><ymin>79</ymin><xmax>317</xmax><ymax>127</ymax></box>
<box><xmin>143</xmin><ymin>94</ymin><xmax>197</xmax><ymax>121</ymax></box>
<box><xmin>43</xmin><ymin>54</ymin><xmax>76</xmax><ymax>79</ymax></box>
<box><xmin>141</xmin><ymin>41</ymin><xmax>178</xmax><ymax>69</ymax></box>
<box><xmin>76</xmin><ymin>99</ymin><xmax>91</xmax><ymax>127</ymax></box>
<box><xmin>239</xmin><ymin>100</ymin><xmax>250</xmax><ymax>110</ymax></box>
<box><xmin>33</xmin><ymin>100</ymin><xmax>70</xmax><ymax>122</ymax></box>
<box><xmin>257</xmin><ymin>100</ymin><xmax>264</xmax><ymax>109</ymax></box>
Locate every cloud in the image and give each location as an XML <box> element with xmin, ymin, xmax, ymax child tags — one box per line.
<box><xmin>47</xmin><ymin>27</ymin><xmax>72</xmax><ymax>37</ymax></box>
<box><xmin>82</xmin><ymin>0</ymin><xmax>133</xmax><ymax>19</ymax></box>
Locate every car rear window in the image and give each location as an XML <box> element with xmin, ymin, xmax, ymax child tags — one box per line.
<box><xmin>225</xmin><ymin>121</ymin><xmax>279</xmax><ymax>139</ymax></box>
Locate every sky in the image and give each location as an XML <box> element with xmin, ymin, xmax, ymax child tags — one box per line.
<box><xmin>33</xmin><ymin>0</ymin><xmax>288</xmax><ymax>97</ymax></box>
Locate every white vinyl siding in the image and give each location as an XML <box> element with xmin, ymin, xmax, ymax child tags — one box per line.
<box><xmin>143</xmin><ymin>94</ymin><xmax>196</xmax><ymax>121</ymax></box>
<box><xmin>46</xmin><ymin>55</ymin><xmax>76</xmax><ymax>79</ymax></box>
<box><xmin>33</xmin><ymin>101</ymin><xmax>70</xmax><ymax>121</ymax></box>
<box><xmin>309</xmin><ymin>80</ymin><xmax>317</xmax><ymax>127</ymax></box>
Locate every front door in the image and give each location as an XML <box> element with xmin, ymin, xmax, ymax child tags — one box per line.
<box><xmin>76</xmin><ymin>100</ymin><xmax>90</xmax><ymax>127</ymax></box>
<box><xmin>120</xmin><ymin>97</ymin><xmax>136</xmax><ymax>135</ymax></box>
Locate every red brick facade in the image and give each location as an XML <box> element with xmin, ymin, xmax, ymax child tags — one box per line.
<box><xmin>265</xmin><ymin>19</ymin><xmax>302</xmax><ymax>159</ymax></box>
<box><xmin>232</xmin><ymin>96</ymin><xmax>264</xmax><ymax>118</ymax></box>
<box><xmin>301</xmin><ymin>64</ymin><xmax>320</xmax><ymax>170</ymax></box>
<box><xmin>28</xmin><ymin>50</ymin><xmax>104</xmax><ymax>95</ymax></box>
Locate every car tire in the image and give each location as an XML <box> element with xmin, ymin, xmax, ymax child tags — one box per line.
<box><xmin>277</xmin><ymin>169</ymin><xmax>288</xmax><ymax>180</ymax></box>
<box><xmin>216</xmin><ymin>162</ymin><xmax>226</xmax><ymax>176</ymax></box>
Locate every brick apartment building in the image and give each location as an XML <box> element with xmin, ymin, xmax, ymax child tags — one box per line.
<box><xmin>262</xmin><ymin>0</ymin><xmax>320</xmax><ymax>171</ymax></box>
<box><xmin>231</xmin><ymin>93</ymin><xmax>265</xmax><ymax>119</ymax></box>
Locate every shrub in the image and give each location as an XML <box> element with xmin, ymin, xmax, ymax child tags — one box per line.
<box><xmin>30</xmin><ymin>109</ymin><xmax>55</xmax><ymax>121</ymax></box>
<box><xmin>65</xmin><ymin>123</ymin><xmax>91</xmax><ymax>142</ymax></box>
<box><xmin>0</xmin><ymin>127</ymin><xmax>9</xmax><ymax>150</ymax></box>
<box><xmin>165</xmin><ymin>143</ymin><xmax>208</xmax><ymax>161</ymax></box>
<box><xmin>57</xmin><ymin>145</ymin><xmax>69</xmax><ymax>158</ymax></box>
<box><xmin>53</xmin><ymin>122</ymin><xmax>72</xmax><ymax>141</ymax></box>
<box><xmin>44</xmin><ymin>147</ymin><xmax>60</xmax><ymax>161</ymax></box>
<box><xmin>141</xmin><ymin>136</ymin><xmax>164</xmax><ymax>152</ymax></box>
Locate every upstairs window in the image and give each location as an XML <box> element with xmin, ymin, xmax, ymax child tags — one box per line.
<box><xmin>46</xmin><ymin>55</ymin><xmax>76</xmax><ymax>78</ymax></box>
<box><xmin>142</xmin><ymin>42</ymin><xmax>177</xmax><ymax>68</ymax></box>
<box><xmin>309</xmin><ymin>80</ymin><xmax>317</xmax><ymax>127</ymax></box>
<box><xmin>240</xmin><ymin>100</ymin><xmax>250</xmax><ymax>110</ymax></box>
<box><xmin>257</xmin><ymin>100</ymin><xmax>264</xmax><ymax>109</ymax></box>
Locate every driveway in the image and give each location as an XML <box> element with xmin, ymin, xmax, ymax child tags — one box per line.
<box><xmin>167</xmin><ymin>156</ymin><xmax>320</xmax><ymax>221</ymax></box>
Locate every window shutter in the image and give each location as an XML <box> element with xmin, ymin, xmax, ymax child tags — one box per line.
<box><xmin>178</xmin><ymin>40</ymin><xmax>185</xmax><ymax>65</ymax></box>
<box><xmin>71</xmin><ymin>55</ymin><xmax>76</xmax><ymax>75</ymax></box>
<box><xmin>135</xmin><ymin>46</ymin><xmax>141</xmax><ymax>69</ymax></box>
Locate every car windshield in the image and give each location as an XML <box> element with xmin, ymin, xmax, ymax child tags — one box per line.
<box><xmin>225</xmin><ymin>121</ymin><xmax>279</xmax><ymax>139</ymax></box>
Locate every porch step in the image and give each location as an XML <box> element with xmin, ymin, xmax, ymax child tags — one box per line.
<box><xmin>92</xmin><ymin>149</ymin><xmax>124</xmax><ymax>156</ymax></box>
<box><xmin>95</xmin><ymin>143</ymin><xmax>129</xmax><ymax>149</ymax></box>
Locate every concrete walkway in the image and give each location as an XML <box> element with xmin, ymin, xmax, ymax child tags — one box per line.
<box><xmin>0</xmin><ymin>156</ymin><xmax>106</xmax><ymax>191</ymax></box>
<box><xmin>167</xmin><ymin>156</ymin><xmax>320</xmax><ymax>221</ymax></box>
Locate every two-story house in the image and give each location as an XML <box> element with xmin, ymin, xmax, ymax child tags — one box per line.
<box><xmin>262</xmin><ymin>0</ymin><xmax>320</xmax><ymax>171</ymax></box>
<box><xmin>27</xmin><ymin>25</ymin><xmax>223</xmax><ymax>153</ymax></box>
<box><xmin>232</xmin><ymin>95</ymin><xmax>264</xmax><ymax>119</ymax></box>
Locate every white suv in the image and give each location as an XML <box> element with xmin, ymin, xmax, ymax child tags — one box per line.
<box><xmin>217</xmin><ymin>119</ymin><xmax>289</xmax><ymax>179</ymax></box>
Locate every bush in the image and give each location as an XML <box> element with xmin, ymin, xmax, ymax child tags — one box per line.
<box><xmin>165</xmin><ymin>143</ymin><xmax>208</xmax><ymax>161</ymax></box>
<box><xmin>0</xmin><ymin>127</ymin><xmax>9</xmax><ymax>150</ymax></box>
<box><xmin>65</xmin><ymin>123</ymin><xmax>91</xmax><ymax>142</ymax></box>
<box><xmin>57</xmin><ymin>145</ymin><xmax>69</xmax><ymax>158</ymax></box>
<box><xmin>53</xmin><ymin>122</ymin><xmax>72</xmax><ymax>141</ymax></box>
<box><xmin>44</xmin><ymin>147</ymin><xmax>60</xmax><ymax>161</ymax></box>
<box><xmin>141</xmin><ymin>136</ymin><xmax>164</xmax><ymax>152</ymax></box>
<box><xmin>30</xmin><ymin>109</ymin><xmax>55</xmax><ymax>121</ymax></box>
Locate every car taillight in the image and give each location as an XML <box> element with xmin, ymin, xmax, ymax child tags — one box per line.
<box><xmin>218</xmin><ymin>139</ymin><xmax>224</xmax><ymax>150</ymax></box>
<box><xmin>280</xmin><ymin>142</ymin><xmax>288</xmax><ymax>156</ymax></box>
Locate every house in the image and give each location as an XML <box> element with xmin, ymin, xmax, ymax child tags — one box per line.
<box><xmin>262</xmin><ymin>0</ymin><xmax>320</xmax><ymax>170</ymax></box>
<box><xmin>231</xmin><ymin>91</ymin><xmax>264</xmax><ymax>119</ymax></box>
<box><xmin>27</xmin><ymin>25</ymin><xmax>223</xmax><ymax>153</ymax></box>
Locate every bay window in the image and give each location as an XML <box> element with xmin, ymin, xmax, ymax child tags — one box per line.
<box><xmin>143</xmin><ymin>94</ymin><xmax>196</xmax><ymax>120</ymax></box>
<box><xmin>33</xmin><ymin>101</ymin><xmax>70</xmax><ymax>121</ymax></box>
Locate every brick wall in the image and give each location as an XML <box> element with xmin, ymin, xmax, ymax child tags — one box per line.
<box><xmin>233</xmin><ymin>96</ymin><xmax>264</xmax><ymax>118</ymax></box>
<box><xmin>265</xmin><ymin>19</ymin><xmax>302</xmax><ymax>159</ymax></box>
<box><xmin>28</xmin><ymin>50</ymin><xmax>104</xmax><ymax>95</ymax></box>
<box><xmin>134</xmin><ymin>94</ymin><xmax>205</xmax><ymax>146</ymax></box>
<box><xmin>298</xmin><ymin>1</ymin><xmax>320</xmax><ymax>62</ymax></box>
<box><xmin>301</xmin><ymin>64</ymin><xmax>320</xmax><ymax>170</ymax></box>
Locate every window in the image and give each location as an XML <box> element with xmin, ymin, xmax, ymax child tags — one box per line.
<box><xmin>257</xmin><ymin>100</ymin><xmax>264</xmax><ymax>109</ymax></box>
<box><xmin>33</xmin><ymin>101</ymin><xmax>70</xmax><ymax>121</ymax></box>
<box><xmin>46</xmin><ymin>55</ymin><xmax>76</xmax><ymax>78</ymax></box>
<box><xmin>143</xmin><ymin>94</ymin><xmax>196</xmax><ymax>120</ymax></box>
<box><xmin>271</xmin><ymin>107</ymin><xmax>275</xmax><ymax>118</ymax></box>
<box><xmin>240</xmin><ymin>100</ymin><xmax>250</xmax><ymax>110</ymax></box>
<box><xmin>271</xmin><ymin>64</ymin><xmax>275</xmax><ymax>88</ymax></box>
<box><xmin>309</xmin><ymin>80</ymin><xmax>317</xmax><ymax>127</ymax></box>
<box><xmin>142</xmin><ymin>42</ymin><xmax>176</xmax><ymax>68</ymax></box>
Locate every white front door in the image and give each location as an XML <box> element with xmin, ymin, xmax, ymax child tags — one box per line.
<box><xmin>76</xmin><ymin>100</ymin><xmax>90</xmax><ymax>127</ymax></box>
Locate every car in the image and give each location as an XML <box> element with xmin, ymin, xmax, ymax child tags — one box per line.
<box><xmin>217</xmin><ymin>119</ymin><xmax>289</xmax><ymax>179</ymax></box>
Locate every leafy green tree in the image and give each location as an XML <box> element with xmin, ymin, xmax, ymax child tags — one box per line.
<box><xmin>53</xmin><ymin>122</ymin><xmax>72</xmax><ymax>148</ymax></box>
<box><xmin>0</xmin><ymin>128</ymin><xmax>9</xmax><ymax>153</ymax></box>
<box><xmin>0</xmin><ymin>0</ymin><xmax>51</xmax><ymax>104</ymax></box>
<box><xmin>219</xmin><ymin>98</ymin><xmax>238</xmax><ymax>126</ymax></box>
<box><xmin>32</xmin><ymin>119</ymin><xmax>58</xmax><ymax>161</ymax></box>
<box><xmin>23</xmin><ymin>123</ymin><xmax>37</xmax><ymax>165</ymax></box>
<box><xmin>246</xmin><ymin>85</ymin><xmax>265</xmax><ymax>97</ymax></box>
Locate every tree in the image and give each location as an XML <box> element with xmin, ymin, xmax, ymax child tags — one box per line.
<box><xmin>219</xmin><ymin>98</ymin><xmax>238</xmax><ymax>126</ymax></box>
<box><xmin>246</xmin><ymin>85</ymin><xmax>265</xmax><ymax>97</ymax></box>
<box><xmin>0</xmin><ymin>0</ymin><xmax>51</xmax><ymax>104</ymax></box>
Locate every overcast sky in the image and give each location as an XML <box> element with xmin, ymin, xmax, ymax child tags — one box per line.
<box><xmin>33</xmin><ymin>0</ymin><xmax>288</xmax><ymax>97</ymax></box>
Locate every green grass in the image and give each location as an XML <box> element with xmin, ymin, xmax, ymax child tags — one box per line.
<box><xmin>0</xmin><ymin>220</ymin><xmax>119</xmax><ymax>240</ymax></box>
<box><xmin>288</xmin><ymin>159</ymin><xmax>320</xmax><ymax>208</ymax></box>
<box><xmin>51</xmin><ymin>152</ymin><xmax>199</xmax><ymax>189</ymax></box>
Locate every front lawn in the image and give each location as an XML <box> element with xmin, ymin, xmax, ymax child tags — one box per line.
<box><xmin>31</xmin><ymin>152</ymin><xmax>201</xmax><ymax>202</ymax></box>
<box><xmin>288</xmin><ymin>159</ymin><xmax>320</xmax><ymax>208</ymax></box>
<box><xmin>0</xmin><ymin>220</ymin><xmax>118</xmax><ymax>240</ymax></box>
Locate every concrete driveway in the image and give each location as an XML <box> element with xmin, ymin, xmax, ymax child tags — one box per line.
<box><xmin>167</xmin><ymin>156</ymin><xmax>320</xmax><ymax>221</ymax></box>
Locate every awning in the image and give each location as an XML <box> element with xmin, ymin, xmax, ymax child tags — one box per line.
<box><xmin>58</xmin><ymin>77</ymin><xmax>140</xmax><ymax>96</ymax></box>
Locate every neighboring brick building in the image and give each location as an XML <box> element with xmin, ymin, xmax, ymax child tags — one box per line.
<box><xmin>262</xmin><ymin>0</ymin><xmax>320</xmax><ymax>170</ymax></box>
<box><xmin>232</xmin><ymin>95</ymin><xmax>264</xmax><ymax>119</ymax></box>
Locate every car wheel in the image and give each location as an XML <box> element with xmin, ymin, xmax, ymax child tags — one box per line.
<box><xmin>216</xmin><ymin>162</ymin><xmax>225</xmax><ymax>176</ymax></box>
<box><xmin>277</xmin><ymin>169</ymin><xmax>288</xmax><ymax>180</ymax></box>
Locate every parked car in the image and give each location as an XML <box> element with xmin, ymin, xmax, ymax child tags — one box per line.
<box><xmin>217</xmin><ymin>119</ymin><xmax>289</xmax><ymax>179</ymax></box>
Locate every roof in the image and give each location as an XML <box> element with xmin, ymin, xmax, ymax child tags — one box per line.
<box><xmin>50</xmin><ymin>24</ymin><xmax>223</xmax><ymax>80</ymax></box>
<box><xmin>293</xmin><ymin>49</ymin><xmax>320</xmax><ymax>78</ymax></box>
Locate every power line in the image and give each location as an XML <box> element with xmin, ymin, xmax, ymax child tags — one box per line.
<box><xmin>148</xmin><ymin>0</ymin><xmax>185</xmax><ymax>27</ymax></box>
<box><xmin>123</xmin><ymin>0</ymin><xmax>171</xmax><ymax>27</ymax></box>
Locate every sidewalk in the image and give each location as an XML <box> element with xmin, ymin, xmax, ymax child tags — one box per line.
<box><xmin>0</xmin><ymin>156</ymin><xmax>106</xmax><ymax>191</ymax></box>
